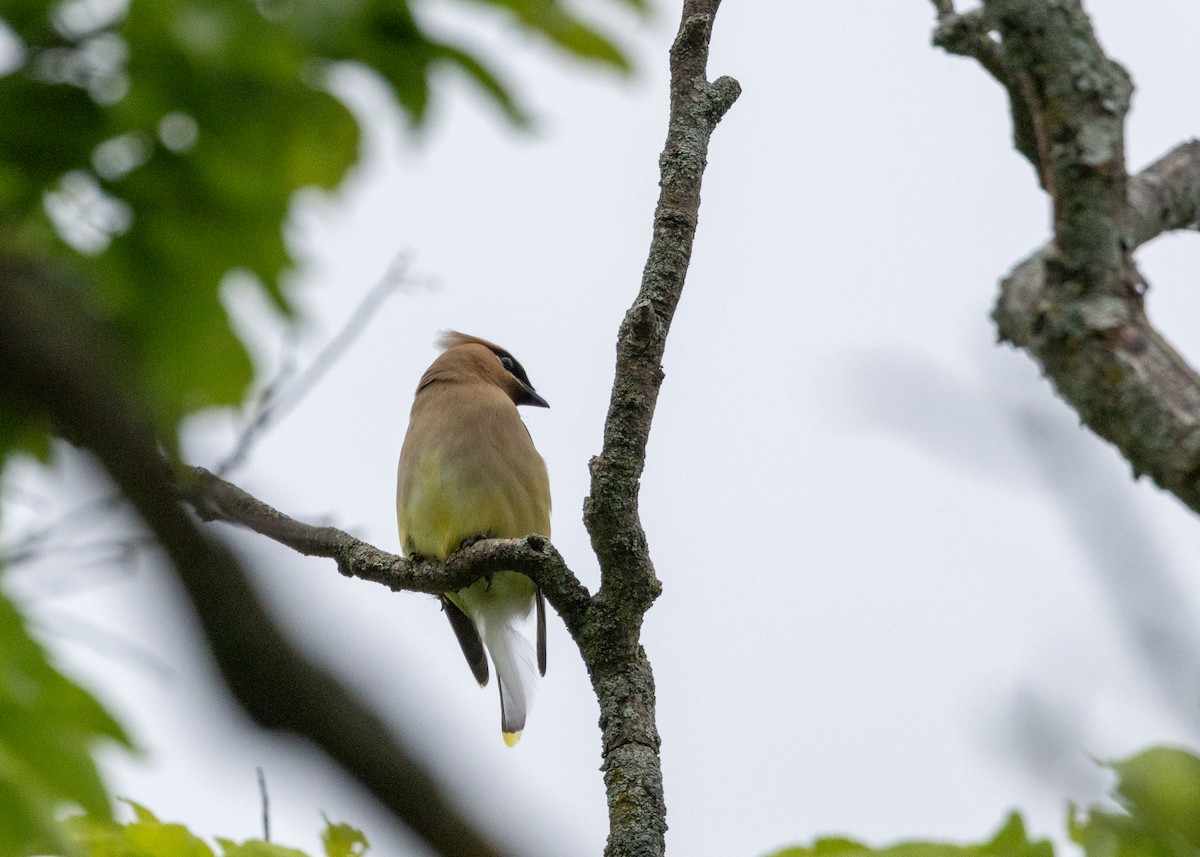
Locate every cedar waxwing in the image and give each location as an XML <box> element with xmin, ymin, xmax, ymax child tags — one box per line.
<box><xmin>396</xmin><ymin>332</ymin><xmax>551</xmax><ymax>746</ymax></box>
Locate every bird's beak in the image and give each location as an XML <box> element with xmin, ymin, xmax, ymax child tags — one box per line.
<box><xmin>520</xmin><ymin>385</ymin><xmax>550</xmax><ymax>409</ymax></box>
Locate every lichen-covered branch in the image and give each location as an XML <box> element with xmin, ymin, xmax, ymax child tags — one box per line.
<box><xmin>584</xmin><ymin>0</ymin><xmax>739</xmax><ymax>637</ymax></box>
<box><xmin>993</xmin><ymin>142</ymin><xmax>1200</xmax><ymax>513</ymax></box>
<box><xmin>931</xmin><ymin>4</ymin><xmax>1040</xmax><ymax>173</ymax></box>
<box><xmin>578</xmin><ymin>1</ymin><xmax>739</xmax><ymax>856</ymax></box>
<box><xmin>180</xmin><ymin>465</ymin><xmax>592</xmax><ymax>633</ymax></box>
<box><xmin>1126</xmin><ymin>140</ymin><xmax>1200</xmax><ymax>245</ymax></box>
<box><xmin>984</xmin><ymin>0</ymin><xmax>1133</xmax><ymax>288</ymax></box>
<box><xmin>930</xmin><ymin>1</ymin><xmax>1200</xmax><ymax>517</ymax></box>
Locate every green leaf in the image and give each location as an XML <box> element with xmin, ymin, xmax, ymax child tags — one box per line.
<box><xmin>433</xmin><ymin>43</ymin><xmax>528</xmax><ymax>126</ymax></box>
<box><xmin>64</xmin><ymin>802</ymin><xmax>364</xmax><ymax>857</ymax></box>
<box><xmin>1067</xmin><ymin>747</ymin><xmax>1200</xmax><ymax>857</ymax></box>
<box><xmin>218</xmin><ymin>838</ymin><xmax>310</xmax><ymax>857</ymax></box>
<box><xmin>0</xmin><ymin>0</ymin><xmax>363</xmax><ymax>448</ymax></box>
<box><xmin>455</xmin><ymin>0</ymin><xmax>631</xmax><ymax>72</ymax></box>
<box><xmin>64</xmin><ymin>801</ymin><xmax>217</xmax><ymax>857</ymax></box>
<box><xmin>1111</xmin><ymin>748</ymin><xmax>1200</xmax><ymax>849</ymax></box>
<box><xmin>321</xmin><ymin>818</ymin><xmax>370</xmax><ymax>857</ymax></box>
<box><xmin>768</xmin><ymin>813</ymin><xmax>1052</xmax><ymax>857</ymax></box>
<box><xmin>1068</xmin><ymin>805</ymin><xmax>1177</xmax><ymax>857</ymax></box>
<box><xmin>0</xmin><ymin>586</ymin><xmax>132</xmax><ymax>856</ymax></box>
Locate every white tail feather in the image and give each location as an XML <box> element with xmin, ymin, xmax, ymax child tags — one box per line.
<box><xmin>479</xmin><ymin>608</ymin><xmax>538</xmax><ymax>739</ymax></box>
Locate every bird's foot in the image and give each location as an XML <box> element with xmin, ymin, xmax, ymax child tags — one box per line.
<box><xmin>457</xmin><ymin>533</ymin><xmax>490</xmax><ymax>551</ymax></box>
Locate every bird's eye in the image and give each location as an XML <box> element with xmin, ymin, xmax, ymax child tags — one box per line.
<box><xmin>499</xmin><ymin>355</ymin><xmax>515</xmax><ymax>371</ymax></box>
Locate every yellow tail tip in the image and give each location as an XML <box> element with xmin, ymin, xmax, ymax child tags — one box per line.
<box><xmin>502</xmin><ymin>730</ymin><xmax>523</xmax><ymax>747</ymax></box>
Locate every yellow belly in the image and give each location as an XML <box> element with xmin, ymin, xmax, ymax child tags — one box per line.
<box><xmin>398</xmin><ymin>453</ymin><xmax>548</xmax><ymax>560</ymax></box>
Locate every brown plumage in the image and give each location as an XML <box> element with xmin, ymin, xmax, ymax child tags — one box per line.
<box><xmin>396</xmin><ymin>332</ymin><xmax>551</xmax><ymax>746</ymax></box>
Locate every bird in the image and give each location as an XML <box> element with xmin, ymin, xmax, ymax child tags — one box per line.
<box><xmin>396</xmin><ymin>331</ymin><xmax>551</xmax><ymax>746</ymax></box>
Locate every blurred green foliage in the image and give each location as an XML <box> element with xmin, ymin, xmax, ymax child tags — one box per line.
<box><xmin>1071</xmin><ymin>747</ymin><xmax>1200</xmax><ymax>857</ymax></box>
<box><xmin>768</xmin><ymin>747</ymin><xmax>1200</xmax><ymax>857</ymax></box>
<box><xmin>768</xmin><ymin>810</ymin><xmax>1051</xmax><ymax>857</ymax></box>
<box><xmin>65</xmin><ymin>800</ymin><xmax>369</xmax><ymax>857</ymax></box>
<box><xmin>0</xmin><ymin>587</ymin><xmax>131</xmax><ymax>856</ymax></box>
<box><xmin>319</xmin><ymin>820</ymin><xmax>369</xmax><ymax>857</ymax></box>
<box><xmin>0</xmin><ymin>0</ymin><xmax>634</xmax><ymax>461</ymax></box>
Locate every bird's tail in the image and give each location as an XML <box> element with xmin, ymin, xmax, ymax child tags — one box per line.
<box><xmin>479</xmin><ymin>603</ymin><xmax>539</xmax><ymax>747</ymax></box>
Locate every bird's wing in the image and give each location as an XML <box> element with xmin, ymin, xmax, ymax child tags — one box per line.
<box><xmin>441</xmin><ymin>594</ymin><xmax>489</xmax><ymax>685</ymax></box>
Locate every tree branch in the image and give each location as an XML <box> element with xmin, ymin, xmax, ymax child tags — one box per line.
<box><xmin>186</xmin><ymin>5</ymin><xmax>740</xmax><ymax>851</ymax></box>
<box><xmin>585</xmin><ymin>0</ymin><xmax>739</xmax><ymax>633</ymax></box>
<box><xmin>578</xmin><ymin>1</ymin><xmax>739</xmax><ymax>855</ymax></box>
<box><xmin>180</xmin><ymin>465</ymin><xmax>592</xmax><ymax>634</ymax></box>
<box><xmin>994</xmin><ymin>143</ymin><xmax>1200</xmax><ymax>514</ymax></box>
<box><xmin>930</xmin><ymin>2</ymin><xmax>1041</xmax><ymax>174</ymax></box>
<box><xmin>984</xmin><ymin>0</ymin><xmax>1133</xmax><ymax>288</ymax></box>
<box><xmin>1126</xmin><ymin>140</ymin><xmax>1200</xmax><ymax>245</ymax></box>
<box><xmin>930</xmin><ymin>0</ymin><xmax>1200</xmax><ymax>517</ymax></box>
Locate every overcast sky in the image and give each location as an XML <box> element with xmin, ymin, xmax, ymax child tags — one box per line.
<box><xmin>5</xmin><ymin>1</ymin><xmax>1200</xmax><ymax>856</ymax></box>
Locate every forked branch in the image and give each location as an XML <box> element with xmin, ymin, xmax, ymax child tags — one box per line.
<box><xmin>930</xmin><ymin>0</ymin><xmax>1200</xmax><ymax>516</ymax></box>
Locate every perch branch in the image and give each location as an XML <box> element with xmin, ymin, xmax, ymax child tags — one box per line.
<box><xmin>180</xmin><ymin>465</ymin><xmax>592</xmax><ymax>633</ymax></box>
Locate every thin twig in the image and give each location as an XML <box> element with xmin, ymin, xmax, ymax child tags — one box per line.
<box><xmin>1</xmin><ymin>490</ymin><xmax>125</xmax><ymax>567</ymax></box>
<box><xmin>929</xmin><ymin>4</ymin><xmax>1041</xmax><ymax>174</ymax></box>
<box><xmin>216</xmin><ymin>253</ymin><xmax>414</xmax><ymax>477</ymax></box>
<box><xmin>257</xmin><ymin>767</ymin><xmax>270</xmax><ymax>842</ymax></box>
<box><xmin>31</xmin><ymin>609</ymin><xmax>176</xmax><ymax>681</ymax></box>
<box><xmin>5</xmin><ymin>534</ymin><xmax>153</xmax><ymax>574</ymax></box>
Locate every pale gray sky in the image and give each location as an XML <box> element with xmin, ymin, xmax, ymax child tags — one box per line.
<box><xmin>4</xmin><ymin>1</ymin><xmax>1200</xmax><ymax>856</ymax></box>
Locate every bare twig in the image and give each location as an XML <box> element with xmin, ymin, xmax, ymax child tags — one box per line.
<box><xmin>257</xmin><ymin>767</ymin><xmax>270</xmax><ymax>842</ymax></box>
<box><xmin>930</xmin><ymin>2</ymin><xmax>1040</xmax><ymax>174</ymax></box>
<box><xmin>31</xmin><ymin>609</ymin><xmax>176</xmax><ymax>681</ymax></box>
<box><xmin>5</xmin><ymin>534</ymin><xmax>153</xmax><ymax>573</ymax></box>
<box><xmin>216</xmin><ymin>253</ymin><xmax>413</xmax><ymax>477</ymax></box>
<box><xmin>1</xmin><ymin>491</ymin><xmax>125</xmax><ymax>568</ymax></box>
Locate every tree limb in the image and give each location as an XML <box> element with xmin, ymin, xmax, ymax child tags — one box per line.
<box><xmin>579</xmin><ymin>1</ymin><xmax>739</xmax><ymax>855</ymax></box>
<box><xmin>930</xmin><ymin>0</ymin><xmax>1200</xmax><ymax>516</ymax></box>
<box><xmin>180</xmin><ymin>465</ymin><xmax>592</xmax><ymax>633</ymax></box>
